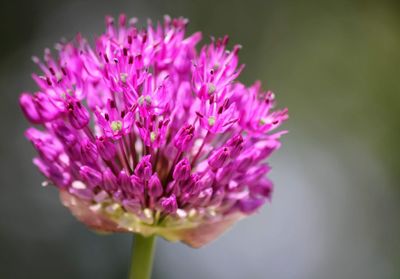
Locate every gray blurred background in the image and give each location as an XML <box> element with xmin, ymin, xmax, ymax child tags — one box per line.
<box><xmin>1</xmin><ymin>0</ymin><xmax>399</xmax><ymax>278</ymax></box>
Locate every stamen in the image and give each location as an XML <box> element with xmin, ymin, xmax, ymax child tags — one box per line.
<box><xmin>208</xmin><ymin>116</ymin><xmax>216</xmax><ymax>126</ymax></box>
<box><xmin>111</xmin><ymin>120</ymin><xmax>123</xmax><ymax>132</ymax></box>
<box><xmin>120</xmin><ymin>73</ymin><xmax>128</xmax><ymax>83</ymax></box>
<box><xmin>49</xmin><ymin>67</ymin><xmax>56</xmax><ymax>76</ymax></box>
<box><xmin>207</xmin><ymin>83</ymin><xmax>216</xmax><ymax>95</ymax></box>
<box><xmin>103</xmin><ymin>54</ymin><xmax>109</xmax><ymax>63</ymax></box>
<box><xmin>150</xmin><ymin>132</ymin><xmax>156</xmax><ymax>142</ymax></box>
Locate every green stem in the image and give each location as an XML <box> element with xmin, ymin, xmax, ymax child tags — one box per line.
<box><xmin>129</xmin><ymin>234</ymin><xmax>157</xmax><ymax>279</ymax></box>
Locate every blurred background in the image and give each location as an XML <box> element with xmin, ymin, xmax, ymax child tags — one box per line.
<box><xmin>0</xmin><ymin>0</ymin><xmax>399</xmax><ymax>278</ymax></box>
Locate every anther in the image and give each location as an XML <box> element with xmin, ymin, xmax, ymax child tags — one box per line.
<box><xmin>111</xmin><ymin>120</ymin><xmax>122</xmax><ymax>132</ymax></box>
<box><xmin>208</xmin><ymin>116</ymin><xmax>216</xmax><ymax>126</ymax></box>
<box><xmin>103</xmin><ymin>54</ymin><xmax>109</xmax><ymax>63</ymax></box>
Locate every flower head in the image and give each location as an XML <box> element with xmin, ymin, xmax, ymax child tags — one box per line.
<box><xmin>20</xmin><ymin>15</ymin><xmax>288</xmax><ymax>247</ymax></box>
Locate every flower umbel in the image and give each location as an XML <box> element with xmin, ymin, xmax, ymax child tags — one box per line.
<box><xmin>20</xmin><ymin>15</ymin><xmax>288</xmax><ymax>248</ymax></box>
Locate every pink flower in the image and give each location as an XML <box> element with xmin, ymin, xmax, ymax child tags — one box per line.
<box><xmin>20</xmin><ymin>15</ymin><xmax>288</xmax><ymax>248</ymax></box>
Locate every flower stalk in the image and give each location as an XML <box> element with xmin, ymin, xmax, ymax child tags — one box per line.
<box><xmin>129</xmin><ymin>234</ymin><xmax>157</xmax><ymax>279</ymax></box>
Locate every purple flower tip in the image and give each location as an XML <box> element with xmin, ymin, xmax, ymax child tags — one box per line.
<box><xmin>173</xmin><ymin>158</ymin><xmax>191</xmax><ymax>181</ymax></box>
<box><xmin>134</xmin><ymin>155</ymin><xmax>152</xmax><ymax>179</ymax></box>
<box><xmin>161</xmin><ymin>194</ymin><xmax>178</xmax><ymax>214</ymax></box>
<box><xmin>148</xmin><ymin>173</ymin><xmax>163</xmax><ymax>198</ymax></box>
<box><xmin>67</xmin><ymin>100</ymin><xmax>90</xmax><ymax>129</ymax></box>
<box><xmin>96</xmin><ymin>136</ymin><xmax>116</xmax><ymax>161</ymax></box>
<box><xmin>80</xmin><ymin>139</ymin><xmax>98</xmax><ymax>164</ymax></box>
<box><xmin>79</xmin><ymin>166</ymin><xmax>102</xmax><ymax>188</ymax></box>
<box><xmin>174</xmin><ymin>124</ymin><xmax>195</xmax><ymax>151</ymax></box>
<box><xmin>208</xmin><ymin>147</ymin><xmax>230</xmax><ymax>171</ymax></box>
<box><xmin>102</xmin><ymin>168</ymin><xmax>118</xmax><ymax>192</ymax></box>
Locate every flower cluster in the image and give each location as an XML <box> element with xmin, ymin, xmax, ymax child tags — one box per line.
<box><xmin>20</xmin><ymin>15</ymin><xmax>288</xmax><ymax>247</ymax></box>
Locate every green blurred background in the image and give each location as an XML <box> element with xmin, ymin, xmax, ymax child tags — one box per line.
<box><xmin>0</xmin><ymin>0</ymin><xmax>399</xmax><ymax>278</ymax></box>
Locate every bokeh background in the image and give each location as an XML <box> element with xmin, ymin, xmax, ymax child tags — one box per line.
<box><xmin>1</xmin><ymin>0</ymin><xmax>399</xmax><ymax>278</ymax></box>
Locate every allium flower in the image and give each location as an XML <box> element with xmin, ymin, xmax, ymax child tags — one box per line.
<box><xmin>20</xmin><ymin>15</ymin><xmax>288</xmax><ymax>248</ymax></box>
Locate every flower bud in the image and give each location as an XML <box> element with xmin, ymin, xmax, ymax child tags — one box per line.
<box><xmin>208</xmin><ymin>147</ymin><xmax>230</xmax><ymax>171</ymax></box>
<box><xmin>250</xmin><ymin>178</ymin><xmax>273</xmax><ymax>198</ymax></box>
<box><xmin>130</xmin><ymin>175</ymin><xmax>144</xmax><ymax>197</ymax></box>
<box><xmin>21</xmin><ymin>92</ymin><xmax>61</xmax><ymax>123</ymax></box>
<box><xmin>148</xmin><ymin>173</ymin><xmax>163</xmax><ymax>198</ymax></box>
<box><xmin>79</xmin><ymin>166</ymin><xmax>102</xmax><ymax>188</ymax></box>
<box><xmin>102</xmin><ymin>168</ymin><xmax>118</xmax><ymax>192</ymax></box>
<box><xmin>226</xmin><ymin>134</ymin><xmax>244</xmax><ymax>158</ymax></box>
<box><xmin>237</xmin><ymin>198</ymin><xmax>264</xmax><ymax>214</ymax></box>
<box><xmin>160</xmin><ymin>194</ymin><xmax>177</xmax><ymax>214</ymax></box>
<box><xmin>174</xmin><ymin>124</ymin><xmax>194</xmax><ymax>151</ymax></box>
<box><xmin>80</xmin><ymin>139</ymin><xmax>98</xmax><ymax>164</ymax></box>
<box><xmin>119</xmin><ymin>170</ymin><xmax>132</xmax><ymax>196</ymax></box>
<box><xmin>96</xmin><ymin>136</ymin><xmax>116</xmax><ymax>160</ymax></box>
<box><xmin>19</xmin><ymin>93</ymin><xmax>41</xmax><ymax>123</ymax></box>
<box><xmin>34</xmin><ymin>158</ymin><xmax>71</xmax><ymax>187</ymax></box>
<box><xmin>25</xmin><ymin>128</ymin><xmax>61</xmax><ymax>161</ymax></box>
<box><xmin>66</xmin><ymin>144</ymin><xmax>81</xmax><ymax>161</ymax></box>
<box><xmin>67</xmin><ymin>100</ymin><xmax>90</xmax><ymax>129</ymax></box>
<box><xmin>134</xmin><ymin>155</ymin><xmax>152</xmax><ymax>179</ymax></box>
<box><xmin>236</xmin><ymin>154</ymin><xmax>254</xmax><ymax>173</ymax></box>
<box><xmin>173</xmin><ymin>158</ymin><xmax>191</xmax><ymax>181</ymax></box>
<box><xmin>52</xmin><ymin>122</ymin><xmax>76</xmax><ymax>146</ymax></box>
